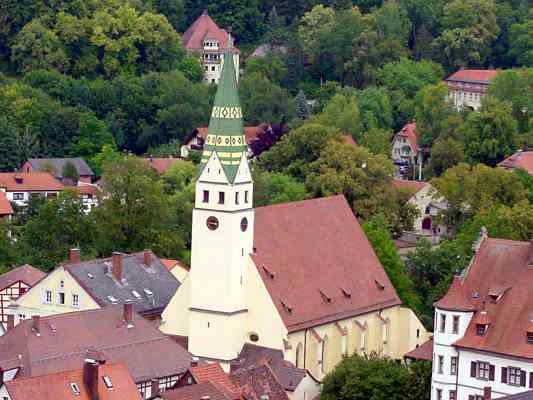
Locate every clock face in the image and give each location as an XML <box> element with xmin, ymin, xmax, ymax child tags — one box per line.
<box><xmin>240</xmin><ymin>217</ymin><xmax>248</xmax><ymax>232</ymax></box>
<box><xmin>206</xmin><ymin>216</ymin><xmax>219</xmax><ymax>231</ymax></box>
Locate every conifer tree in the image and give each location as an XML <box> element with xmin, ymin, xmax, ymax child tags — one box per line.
<box><xmin>295</xmin><ymin>90</ymin><xmax>310</xmax><ymax>119</ymax></box>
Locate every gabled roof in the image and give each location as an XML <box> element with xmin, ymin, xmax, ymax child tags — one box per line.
<box><xmin>252</xmin><ymin>195</ymin><xmax>401</xmax><ymax>332</ymax></box>
<box><xmin>26</xmin><ymin>158</ymin><xmax>94</xmax><ymax>178</ymax></box>
<box><xmin>0</xmin><ymin>173</ymin><xmax>64</xmax><ymax>192</ymax></box>
<box><xmin>141</xmin><ymin>158</ymin><xmax>181</xmax><ymax>175</ymax></box>
<box><xmin>160</xmin><ymin>258</ymin><xmax>190</xmax><ymax>272</ymax></box>
<box><xmin>448</xmin><ymin>238</ymin><xmax>533</xmax><ymax>359</ymax></box>
<box><xmin>434</xmin><ymin>276</ymin><xmax>476</xmax><ymax>312</ymax></box>
<box><xmin>0</xmin><ymin>264</ymin><xmax>45</xmax><ymax>291</ymax></box>
<box><xmin>394</xmin><ymin>122</ymin><xmax>418</xmax><ymax>153</ymax></box>
<box><xmin>445</xmin><ymin>69</ymin><xmax>498</xmax><ymax>85</ymax></box>
<box><xmin>65</xmin><ymin>251</ymin><xmax>179</xmax><ymax>315</ymax></box>
<box><xmin>0</xmin><ymin>191</ymin><xmax>14</xmax><ymax>215</ymax></box>
<box><xmin>0</xmin><ymin>306</ymin><xmax>192</xmax><ymax>381</ymax></box>
<box><xmin>182</xmin><ymin>10</ymin><xmax>235</xmax><ymax>52</ymax></box>
<box><xmin>160</xmin><ymin>381</ymin><xmax>236</xmax><ymax>400</ymax></box>
<box><xmin>189</xmin><ymin>363</ymin><xmax>241</xmax><ymax>397</ymax></box>
<box><xmin>234</xmin><ymin>344</ymin><xmax>306</xmax><ymax>392</ymax></box>
<box><xmin>392</xmin><ymin>179</ymin><xmax>428</xmax><ymax>196</ymax></box>
<box><xmin>404</xmin><ymin>339</ymin><xmax>433</xmax><ymax>361</ymax></box>
<box><xmin>498</xmin><ymin>151</ymin><xmax>533</xmax><ymax>175</ymax></box>
<box><xmin>231</xmin><ymin>363</ymin><xmax>289</xmax><ymax>400</ymax></box>
<box><xmin>4</xmin><ymin>363</ymin><xmax>141</xmax><ymax>400</ymax></box>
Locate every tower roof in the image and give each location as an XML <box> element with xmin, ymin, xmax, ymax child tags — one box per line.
<box><xmin>199</xmin><ymin>45</ymin><xmax>247</xmax><ymax>183</ymax></box>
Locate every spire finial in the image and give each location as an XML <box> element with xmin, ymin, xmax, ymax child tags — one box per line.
<box><xmin>202</xmin><ymin>8</ymin><xmax>208</xmax><ymax>16</ymax></box>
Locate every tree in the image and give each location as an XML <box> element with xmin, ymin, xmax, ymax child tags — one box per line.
<box><xmin>253</xmin><ymin>169</ymin><xmax>309</xmax><ymax>206</ymax></box>
<box><xmin>357</xmin><ymin>86</ymin><xmax>393</xmax><ymax>131</ymax></box>
<box><xmin>313</xmin><ymin>93</ymin><xmax>362</xmax><ymax>140</ymax></box>
<box><xmin>414</xmin><ymin>83</ymin><xmax>455</xmax><ymax>146</ymax></box>
<box><xmin>245</xmin><ymin>56</ymin><xmax>288</xmax><ymax>85</ymax></box>
<box><xmin>461</xmin><ymin>96</ymin><xmax>518</xmax><ymax>166</ymax></box>
<box><xmin>264</xmin><ymin>6</ymin><xmax>287</xmax><ymax>45</ymax></box>
<box><xmin>295</xmin><ymin>90</ymin><xmax>310</xmax><ymax>120</ymax></box>
<box><xmin>62</xmin><ymin>160</ymin><xmax>79</xmax><ymax>182</ymax></box>
<box><xmin>154</xmin><ymin>0</ymin><xmax>186</xmax><ymax>31</ymax></box>
<box><xmin>360</xmin><ymin>127</ymin><xmax>393</xmax><ymax>156</ymax></box>
<box><xmin>508</xmin><ymin>13</ymin><xmax>533</xmax><ymax>67</ymax></box>
<box><xmin>0</xmin><ymin>117</ymin><xmax>23</xmax><ymax>172</ymax></box>
<box><xmin>428</xmin><ymin>138</ymin><xmax>465</xmax><ymax>177</ymax></box>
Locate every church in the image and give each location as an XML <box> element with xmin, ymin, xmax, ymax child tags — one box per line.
<box><xmin>160</xmin><ymin>43</ymin><xmax>429</xmax><ymax>382</ymax></box>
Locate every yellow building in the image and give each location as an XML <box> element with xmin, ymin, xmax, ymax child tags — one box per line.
<box><xmin>160</xmin><ymin>42</ymin><xmax>429</xmax><ymax>385</ymax></box>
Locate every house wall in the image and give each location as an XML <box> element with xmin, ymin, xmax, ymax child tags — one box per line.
<box><xmin>9</xmin><ymin>267</ymin><xmax>100</xmax><ymax>324</ymax></box>
<box><xmin>0</xmin><ymin>281</ymin><xmax>31</xmax><ymax>330</ymax></box>
<box><xmin>1</xmin><ymin>189</ymin><xmax>62</xmax><ymax>207</ymax></box>
<box><xmin>0</xmin><ymin>385</ymin><xmax>11</xmax><ymax>400</ymax></box>
<box><xmin>392</xmin><ymin>137</ymin><xmax>416</xmax><ymax>163</ymax></box>
<box><xmin>288</xmin><ymin>375</ymin><xmax>320</xmax><ymax>400</ymax></box>
<box><xmin>447</xmin><ymin>84</ymin><xmax>487</xmax><ymax>111</ymax></box>
<box><xmin>202</xmin><ymin>53</ymin><xmax>240</xmax><ymax>84</ymax></box>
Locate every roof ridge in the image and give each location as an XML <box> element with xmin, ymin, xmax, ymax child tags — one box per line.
<box><xmin>254</xmin><ymin>194</ymin><xmax>345</xmax><ymax>211</ymax></box>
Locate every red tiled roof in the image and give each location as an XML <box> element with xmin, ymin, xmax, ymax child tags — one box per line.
<box><xmin>4</xmin><ymin>363</ymin><xmax>141</xmax><ymax>400</ymax></box>
<box><xmin>252</xmin><ymin>195</ymin><xmax>401</xmax><ymax>332</ymax></box>
<box><xmin>196</xmin><ymin>126</ymin><xmax>260</xmax><ymax>145</ymax></box>
<box><xmin>0</xmin><ymin>306</ymin><xmax>192</xmax><ymax>381</ymax></box>
<box><xmin>434</xmin><ymin>275</ymin><xmax>476</xmax><ymax>312</ymax></box>
<box><xmin>498</xmin><ymin>151</ymin><xmax>533</xmax><ymax>175</ymax></box>
<box><xmin>182</xmin><ymin>11</ymin><xmax>238</xmax><ymax>53</ymax></box>
<box><xmin>392</xmin><ymin>179</ymin><xmax>428</xmax><ymax>196</ymax></box>
<box><xmin>0</xmin><ymin>191</ymin><xmax>13</xmax><ymax>215</ymax></box>
<box><xmin>394</xmin><ymin>122</ymin><xmax>418</xmax><ymax>153</ymax></box>
<box><xmin>141</xmin><ymin>158</ymin><xmax>181</xmax><ymax>175</ymax></box>
<box><xmin>404</xmin><ymin>339</ymin><xmax>433</xmax><ymax>361</ymax></box>
<box><xmin>190</xmin><ymin>364</ymin><xmax>241</xmax><ymax>397</ymax></box>
<box><xmin>0</xmin><ymin>173</ymin><xmax>64</xmax><ymax>192</ymax></box>
<box><xmin>231</xmin><ymin>363</ymin><xmax>289</xmax><ymax>400</ymax></box>
<box><xmin>161</xmin><ymin>381</ymin><xmax>236</xmax><ymax>400</ymax></box>
<box><xmin>161</xmin><ymin>258</ymin><xmax>190</xmax><ymax>272</ymax></box>
<box><xmin>341</xmin><ymin>135</ymin><xmax>357</xmax><ymax>146</ymax></box>
<box><xmin>0</xmin><ymin>264</ymin><xmax>45</xmax><ymax>291</ymax></box>
<box><xmin>445</xmin><ymin>69</ymin><xmax>498</xmax><ymax>84</ymax></box>
<box><xmin>70</xmin><ymin>184</ymin><xmax>98</xmax><ymax>195</ymax></box>
<box><xmin>448</xmin><ymin>238</ymin><xmax>533</xmax><ymax>359</ymax></box>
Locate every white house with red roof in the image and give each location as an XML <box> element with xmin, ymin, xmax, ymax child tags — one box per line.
<box><xmin>392</xmin><ymin>122</ymin><xmax>420</xmax><ymax>166</ymax></box>
<box><xmin>444</xmin><ymin>69</ymin><xmax>498</xmax><ymax>111</ymax></box>
<box><xmin>498</xmin><ymin>151</ymin><xmax>533</xmax><ymax>175</ymax></box>
<box><xmin>0</xmin><ymin>173</ymin><xmax>64</xmax><ymax>207</ymax></box>
<box><xmin>432</xmin><ymin>230</ymin><xmax>533</xmax><ymax>400</ymax></box>
<box><xmin>182</xmin><ymin>10</ymin><xmax>240</xmax><ymax>84</ymax></box>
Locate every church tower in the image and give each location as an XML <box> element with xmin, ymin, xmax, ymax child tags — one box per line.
<box><xmin>187</xmin><ymin>42</ymin><xmax>253</xmax><ymax>362</ymax></box>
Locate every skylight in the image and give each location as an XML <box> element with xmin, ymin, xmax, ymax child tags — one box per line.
<box><xmin>70</xmin><ymin>383</ymin><xmax>80</xmax><ymax>395</ymax></box>
<box><xmin>132</xmin><ymin>290</ymin><xmax>141</xmax><ymax>299</ymax></box>
<box><xmin>143</xmin><ymin>288</ymin><xmax>153</xmax><ymax>297</ymax></box>
<box><xmin>103</xmin><ymin>375</ymin><xmax>113</xmax><ymax>389</ymax></box>
<box><xmin>107</xmin><ymin>295</ymin><xmax>118</xmax><ymax>304</ymax></box>
<box><xmin>87</xmin><ymin>273</ymin><xmax>94</xmax><ymax>279</ymax></box>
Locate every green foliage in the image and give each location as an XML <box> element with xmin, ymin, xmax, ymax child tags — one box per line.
<box><xmin>245</xmin><ymin>56</ymin><xmax>288</xmax><ymax>86</ymax></box>
<box><xmin>357</xmin><ymin>86</ymin><xmax>393</xmax><ymax>131</ymax></box>
<box><xmin>508</xmin><ymin>12</ymin><xmax>533</xmax><ymax>67</ymax></box>
<box><xmin>62</xmin><ymin>160</ymin><xmax>79</xmax><ymax>181</ymax></box>
<box><xmin>313</xmin><ymin>93</ymin><xmax>362</xmax><ymax>140</ymax></box>
<box><xmin>295</xmin><ymin>90</ymin><xmax>310</xmax><ymax>120</ymax></box>
<box><xmin>360</xmin><ymin>127</ymin><xmax>393</xmax><ymax>156</ymax></box>
<box><xmin>253</xmin><ymin>169</ymin><xmax>309</xmax><ymax>206</ymax></box>
<box><xmin>428</xmin><ymin>138</ymin><xmax>465</xmax><ymax>177</ymax></box>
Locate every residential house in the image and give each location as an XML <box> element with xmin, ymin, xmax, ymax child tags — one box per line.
<box><xmin>71</xmin><ymin>183</ymin><xmax>99</xmax><ymax>212</ymax></box>
<box><xmin>0</xmin><ymin>192</ymin><xmax>14</xmax><ymax>219</ymax></box>
<box><xmin>404</xmin><ymin>339</ymin><xmax>433</xmax><ymax>364</ymax></box>
<box><xmin>431</xmin><ymin>231</ymin><xmax>533</xmax><ymax>400</ymax></box>
<box><xmin>160</xmin><ymin>259</ymin><xmax>190</xmax><ymax>283</ymax></box>
<box><xmin>391</xmin><ymin>122</ymin><xmax>421</xmax><ymax>166</ymax></box>
<box><xmin>9</xmin><ymin>250</ymin><xmax>179</xmax><ymax>325</ymax></box>
<box><xmin>0</xmin><ymin>305</ymin><xmax>192</xmax><ymax>399</ymax></box>
<box><xmin>160</xmin><ymin>45</ymin><xmax>429</xmax><ymax>384</ymax></box>
<box><xmin>182</xmin><ymin>10</ymin><xmax>239</xmax><ymax>84</ymax></box>
<box><xmin>0</xmin><ymin>265</ymin><xmax>45</xmax><ymax>332</ymax></box>
<box><xmin>21</xmin><ymin>158</ymin><xmax>95</xmax><ymax>184</ymax></box>
<box><xmin>498</xmin><ymin>151</ymin><xmax>533</xmax><ymax>175</ymax></box>
<box><xmin>444</xmin><ymin>69</ymin><xmax>498</xmax><ymax>111</ymax></box>
<box><xmin>0</xmin><ymin>358</ymin><xmax>142</xmax><ymax>400</ymax></box>
<box><xmin>142</xmin><ymin>158</ymin><xmax>182</xmax><ymax>175</ymax></box>
<box><xmin>174</xmin><ymin>363</ymin><xmax>241</xmax><ymax>397</ymax></box>
<box><xmin>0</xmin><ymin>173</ymin><xmax>64</xmax><ymax>207</ymax></box>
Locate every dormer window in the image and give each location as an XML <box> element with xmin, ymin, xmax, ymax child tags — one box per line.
<box><xmin>70</xmin><ymin>382</ymin><xmax>81</xmax><ymax>395</ymax></box>
<box><xmin>103</xmin><ymin>375</ymin><xmax>113</xmax><ymax>389</ymax></box>
<box><xmin>527</xmin><ymin>332</ymin><xmax>533</xmax><ymax>344</ymax></box>
<box><xmin>476</xmin><ymin>324</ymin><xmax>488</xmax><ymax>335</ymax></box>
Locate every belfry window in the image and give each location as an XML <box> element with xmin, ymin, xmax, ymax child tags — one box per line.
<box><xmin>203</xmin><ymin>190</ymin><xmax>209</xmax><ymax>203</ymax></box>
<box><xmin>218</xmin><ymin>191</ymin><xmax>225</xmax><ymax>204</ymax></box>
<box><xmin>235</xmin><ymin>192</ymin><xmax>239</xmax><ymax>204</ymax></box>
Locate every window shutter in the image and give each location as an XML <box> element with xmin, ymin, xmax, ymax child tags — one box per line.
<box><xmin>502</xmin><ymin>367</ymin><xmax>508</xmax><ymax>384</ymax></box>
<box><xmin>471</xmin><ymin>362</ymin><xmax>477</xmax><ymax>377</ymax></box>
<box><xmin>489</xmin><ymin>365</ymin><xmax>495</xmax><ymax>381</ymax></box>
<box><xmin>529</xmin><ymin>372</ymin><xmax>533</xmax><ymax>388</ymax></box>
<box><xmin>521</xmin><ymin>370</ymin><xmax>527</xmax><ymax>387</ymax></box>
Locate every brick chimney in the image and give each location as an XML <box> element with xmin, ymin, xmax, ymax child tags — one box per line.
<box><xmin>483</xmin><ymin>386</ymin><xmax>491</xmax><ymax>400</ymax></box>
<box><xmin>112</xmin><ymin>252</ymin><xmax>122</xmax><ymax>281</ymax></box>
<box><xmin>32</xmin><ymin>315</ymin><xmax>41</xmax><ymax>336</ymax></box>
<box><xmin>123</xmin><ymin>303</ymin><xmax>134</xmax><ymax>327</ymax></box>
<box><xmin>151</xmin><ymin>379</ymin><xmax>160</xmax><ymax>397</ymax></box>
<box><xmin>6</xmin><ymin>314</ymin><xmax>14</xmax><ymax>330</ymax></box>
<box><xmin>144</xmin><ymin>250</ymin><xmax>152</xmax><ymax>267</ymax></box>
<box><xmin>70</xmin><ymin>248</ymin><xmax>81</xmax><ymax>264</ymax></box>
<box><xmin>83</xmin><ymin>351</ymin><xmax>106</xmax><ymax>400</ymax></box>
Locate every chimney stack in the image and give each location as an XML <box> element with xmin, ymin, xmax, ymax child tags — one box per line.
<box><xmin>151</xmin><ymin>379</ymin><xmax>160</xmax><ymax>397</ymax></box>
<box><xmin>123</xmin><ymin>303</ymin><xmax>134</xmax><ymax>327</ymax></box>
<box><xmin>83</xmin><ymin>351</ymin><xmax>106</xmax><ymax>400</ymax></box>
<box><xmin>144</xmin><ymin>250</ymin><xmax>152</xmax><ymax>267</ymax></box>
<box><xmin>70</xmin><ymin>248</ymin><xmax>81</xmax><ymax>264</ymax></box>
<box><xmin>483</xmin><ymin>387</ymin><xmax>492</xmax><ymax>400</ymax></box>
<box><xmin>6</xmin><ymin>314</ymin><xmax>14</xmax><ymax>331</ymax></box>
<box><xmin>191</xmin><ymin>357</ymin><xmax>199</xmax><ymax>367</ymax></box>
<box><xmin>32</xmin><ymin>315</ymin><xmax>41</xmax><ymax>336</ymax></box>
<box><xmin>112</xmin><ymin>252</ymin><xmax>123</xmax><ymax>281</ymax></box>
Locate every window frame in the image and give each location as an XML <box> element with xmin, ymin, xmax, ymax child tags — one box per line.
<box><xmin>440</xmin><ymin>314</ymin><xmax>446</xmax><ymax>333</ymax></box>
<box><xmin>508</xmin><ymin>367</ymin><xmax>522</xmax><ymax>386</ymax></box>
<box><xmin>218</xmin><ymin>191</ymin><xmax>225</xmax><ymax>205</ymax></box>
<box><xmin>452</xmin><ymin>315</ymin><xmax>460</xmax><ymax>334</ymax></box>
<box><xmin>438</xmin><ymin>355</ymin><xmax>444</xmax><ymax>374</ymax></box>
<box><xmin>450</xmin><ymin>356</ymin><xmax>458</xmax><ymax>375</ymax></box>
<box><xmin>477</xmin><ymin>361</ymin><xmax>490</xmax><ymax>380</ymax></box>
<box><xmin>202</xmin><ymin>190</ymin><xmax>209</xmax><ymax>203</ymax></box>
<box><xmin>72</xmin><ymin>293</ymin><xmax>80</xmax><ymax>308</ymax></box>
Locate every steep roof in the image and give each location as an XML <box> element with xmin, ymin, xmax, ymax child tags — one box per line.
<box><xmin>445</xmin><ymin>69</ymin><xmax>498</xmax><ymax>84</ymax></box>
<box><xmin>392</xmin><ymin>179</ymin><xmax>428</xmax><ymax>196</ymax></box>
<box><xmin>404</xmin><ymin>339</ymin><xmax>433</xmax><ymax>361</ymax></box>
<box><xmin>498</xmin><ymin>390</ymin><xmax>533</xmax><ymax>400</ymax></box>
<box><xmin>141</xmin><ymin>158</ymin><xmax>181</xmax><ymax>175</ymax></box>
<box><xmin>65</xmin><ymin>251</ymin><xmax>179</xmax><ymax>315</ymax></box>
<box><xmin>498</xmin><ymin>151</ymin><xmax>533</xmax><ymax>175</ymax></box>
<box><xmin>160</xmin><ymin>258</ymin><xmax>190</xmax><ymax>272</ymax></box>
<box><xmin>394</xmin><ymin>122</ymin><xmax>418</xmax><ymax>154</ymax></box>
<box><xmin>4</xmin><ymin>363</ymin><xmax>141</xmax><ymax>400</ymax></box>
<box><xmin>252</xmin><ymin>195</ymin><xmax>401</xmax><ymax>332</ymax></box>
<box><xmin>0</xmin><ymin>191</ymin><xmax>14</xmax><ymax>215</ymax></box>
<box><xmin>231</xmin><ymin>363</ymin><xmax>289</xmax><ymax>400</ymax></box>
<box><xmin>26</xmin><ymin>158</ymin><xmax>94</xmax><ymax>178</ymax></box>
<box><xmin>182</xmin><ymin>10</ymin><xmax>235</xmax><ymax>52</ymax></box>
<box><xmin>189</xmin><ymin>363</ymin><xmax>241</xmax><ymax>397</ymax></box>
<box><xmin>434</xmin><ymin>276</ymin><xmax>476</xmax><ymax>312</ymax></box>
<box><xmin>0</xmin><ymin>264</ymin><xmax>45</xmax><ymax>291</ymax></box>
<box><xmin>0</xmin><ymin>173</ymin><xmax>64</xmax><ymax>192</ymax></box>
<box><xmin>449</xmin><ymin>238</ymin><xmax>533</xmax><ymax>359</ymax></box>
<box><xmin>198</xmin><ymin>44</ymin><xmax>247</xmax><ymax>183</ymax></box>
<box><xmin>234</xmin><ymin>344</ymin><xmax>306</xmax><ymax>392</ymax></box>
<box><xmin>0</xmin><ymin>306</ymin><xmax>192</xmax><ymax>381</ymax></box>
<box><xmin>160</xmin><ymin>382</ymin><xmax>236</xmax><ymax>400</ymax></box>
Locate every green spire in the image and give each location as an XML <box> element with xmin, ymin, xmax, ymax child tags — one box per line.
<box><xmin>198</xmin><ymin>43</ymin><xmax>247</xmax><ymax>183</ymax></box>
